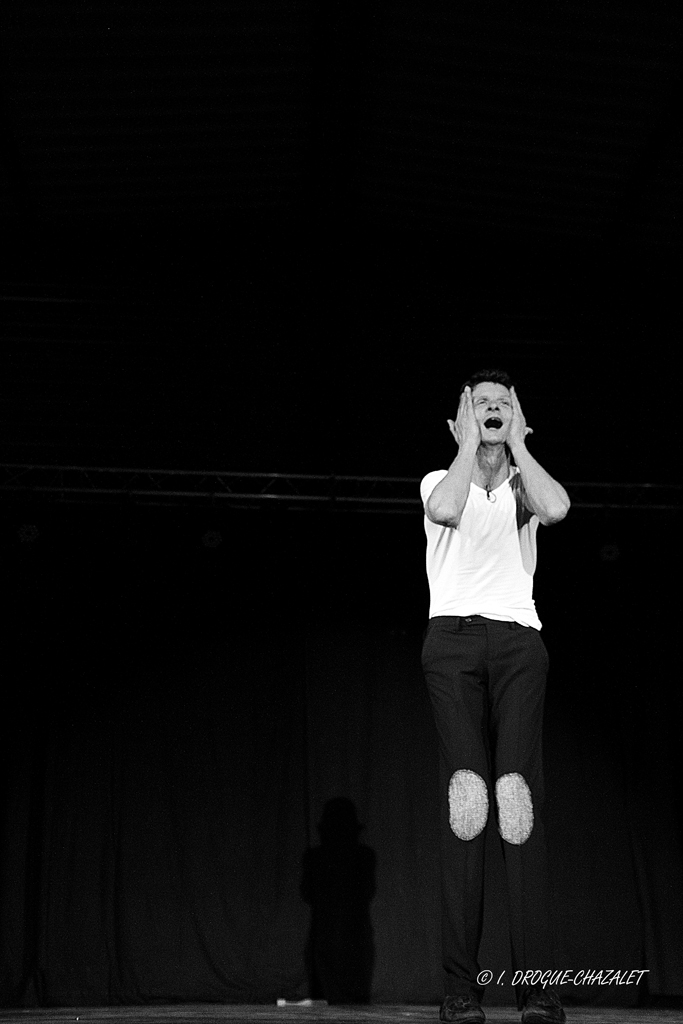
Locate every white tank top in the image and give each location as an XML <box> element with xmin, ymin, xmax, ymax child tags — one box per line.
<box><xmin>420</xmin><ymin>467</ymin><xmax>542</xmax><ymax>630</ymax></box>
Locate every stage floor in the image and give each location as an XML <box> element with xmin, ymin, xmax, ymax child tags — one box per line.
<box><xmin>0</xmin><ymin>1005</ymin><xmax>681</xmax><ymax>1024</ymax></box>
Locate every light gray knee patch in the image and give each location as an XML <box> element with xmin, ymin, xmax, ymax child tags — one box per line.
<box><xmin>448</xmin><ymin>770</ymin><xmax>488</xmax><ymax>840</ymax></box>
<box><xmin>495</xmin><ymin>772</ymin><xmax>534</xmax><ymax>845</ymax></box>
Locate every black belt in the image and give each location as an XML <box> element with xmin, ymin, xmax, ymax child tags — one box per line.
<box><xmin>431</xmin><ymin>615</ymin><xmax>520</xmax><ymax>629</ymax></box>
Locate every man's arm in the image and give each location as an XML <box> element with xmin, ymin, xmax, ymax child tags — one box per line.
<box><xmin>509</xmin><ymin>445</ymin><xmax>570</xmax><ymax>525</ymax></box>
<box><xmin>508</xmin><ymin>387</ymin><xmax>570</xmax><ymax>526</ymax></box>
<box><xmin>425</xmin><ymin>387</ymin><xmax>479</xmax><ymax>528</ymax></box>
<box><xmin>425</xmin><ymin>443</ymin><xmax>478</xmax><ymax>527</ymax></box>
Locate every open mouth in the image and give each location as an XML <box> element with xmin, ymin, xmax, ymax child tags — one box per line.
<box><xmin>484</xmin><ymin>417</ymin><xmax>503</xmax><ymax>430</ymax></box>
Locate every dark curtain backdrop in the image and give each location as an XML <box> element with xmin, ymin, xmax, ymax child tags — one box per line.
<box><xmin>0</xmin><ymin>501</ymin><xmax>681</xmax><ymax>1007</ymax></box>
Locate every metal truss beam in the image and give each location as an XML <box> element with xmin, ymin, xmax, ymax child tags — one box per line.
<box><xmin>0</xmin><ymin>464</ymin><xmax>680</xmax><ymax>512</ymax></box>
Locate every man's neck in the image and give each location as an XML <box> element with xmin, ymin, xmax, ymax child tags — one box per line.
<box><xmin>473</xmin><ymin>444</ymin><xmax>510</xmax><ymax>490</ymax></box>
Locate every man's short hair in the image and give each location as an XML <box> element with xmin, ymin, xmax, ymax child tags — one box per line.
<box><xmin>460</xmin><ymin>368</ymin><xmax>514</xmax><ymax>395</ymax></box>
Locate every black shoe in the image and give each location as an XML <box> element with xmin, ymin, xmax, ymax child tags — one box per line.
<box><xmin>439</xmin><ymin>994</ymin><xmax>485</xmax><ymax>1023</ymax></box>
<box><xmin>521</xmin><ymin>987</ymin><xmax>566</xmax><ymax>1023</ymax></box>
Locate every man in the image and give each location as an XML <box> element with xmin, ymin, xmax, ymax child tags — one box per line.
<box><xmin>420</xmin><ymin>369</ymin><xmax>570</xmax><ymax>1024</ymax></box>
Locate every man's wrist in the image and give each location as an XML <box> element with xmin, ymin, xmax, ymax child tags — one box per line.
<box><xmin>507</xmin><ymin>439</ymin><xmax>527</xmax><ymax>458</ymax></box>
<box><xmin>449</xmin><ymin>442</ymin><xmax>478</xmax><ymax>471</ymax></box>
<box><xmin>458</xmin><ymin>439</ymin><xmax>480</xmax><ymax>456</ymax></box>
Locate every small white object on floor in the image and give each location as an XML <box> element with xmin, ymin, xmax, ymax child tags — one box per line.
<box><xmin>277</xmin><ymin>999</ymin><xmax>328</xmax><ymax>1006</ymax></box>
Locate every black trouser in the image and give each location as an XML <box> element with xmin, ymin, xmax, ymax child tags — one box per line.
<box><xmin>422</xmin><ymin>615</ymin><xmax>554</xmax><ymax>1007</ymax></box>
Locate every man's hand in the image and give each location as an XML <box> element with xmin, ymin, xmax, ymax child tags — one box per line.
<box><xmin>447</xmin><ymin>386</ymin><xmax>480</xmax><ymax>450</ymax></box>
<box><xmin>507</xmin><ymin>386</ymin><xmax>534</xmax><ymax>453</ymax></box>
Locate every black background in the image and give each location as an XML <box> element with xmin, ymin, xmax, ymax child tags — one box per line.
<box><xmin>1</xmin><ymin>1</ymin><xmax>682</xmax><ymax>1009</ymax></box>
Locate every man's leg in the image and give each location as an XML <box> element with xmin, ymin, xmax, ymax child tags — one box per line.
<box><xmin>422</xmin><ymin>617</ymin><xmax>492</xmax><ymax>1006</ymax></box>
<box><xmin>485</xmin><ymin>621</ymin><xmax>561</xmax><ymax>1016</ymax></box>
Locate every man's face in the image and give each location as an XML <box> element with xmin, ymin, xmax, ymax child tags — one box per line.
<box><xmin>470</xmin><ymin>381</ymin><xmax>512</xmax><ymax>443</ymax></box>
